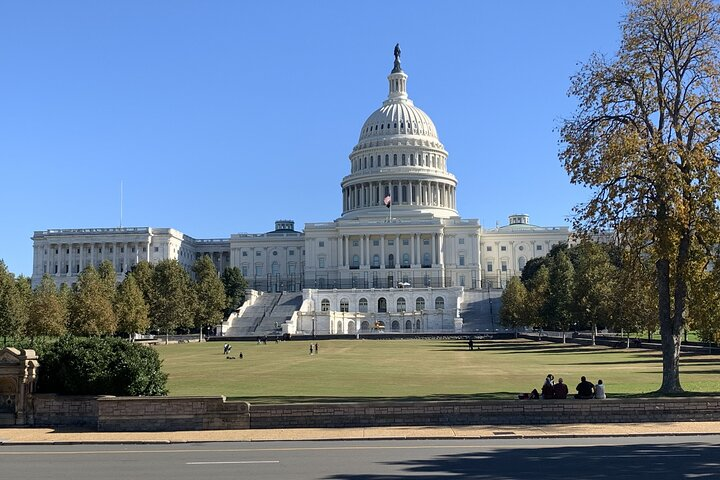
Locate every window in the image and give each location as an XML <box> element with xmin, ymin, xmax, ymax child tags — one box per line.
<box><xmin>319</xmin><ymin>257</ymin><xmax>326</xmax><ymax>268</ymax></box>
<box><xmin>519</xmin><ymin>256</ymin><xmax>527</xmax><ymax>271</ymax></box>
<box><xmin>319</xmin><ymin>241</ymin><xmax>325</xmax><ymax>247</ymax></box>
<box><xmin>424</xmin><ymin>239</ymin><xmax>430</xmax><ymax>245</ymax></box>
<box><xmin>289</xmin><ymin>250</ymin><xmax>294</xmax><ymax>255</ymax></box>
<box><xmin>459</xmin><ymin>238</ymin><xmax>465</xmax><ymax>245</ymax></box>
<box><xmin>501</xmin><ymin>261</ymin><xmax>508</xmax><ymax>272</ymax></box>
<box><xmin>435</xmin><ymin>297</ymin><xmax>445</xmax><ymax>310</ymax></box>
<box><xmin>372</xmin><ymin>255</ymin><xmax>380</xmax><ymax>267</ymax></box>
<box><xmin>359</xmin><ymin>298</ymin><xmax>368</xmax><ymax>312</ymax></box>
<box><xmin>393</xmin><ymin>154</ymin><xmax>397</xmax><ymax>165</ymax></box>
<box><xmin>416</xmin><ymin>297</ymin><xmax>425</xmax><ymax>311</ymax></box>
<box><xmin>271</xmin><ymin>262</ymin><xmax>279</xmax><ymax>274</ymax></box>
<box><xmin>459</xmin><ymin>255</ymin><xmax>465</xmax><ymax>266</ymax></box>
<box><xmin>373</xmin><ymin>240</ymin><xmax>379</xmax><ymax>246</ymax></box>
<box><xmin>120</xmin><ymin>248</ymin><xmax>124</xmax><ymax>253</ymax></box>
<box><xmin>388</xmin><ymin>240</ymin><xmax>394</xmax><ymax>246</ymax></box>
<box><xmin>321</xmin><ymin>299</ymin><xmax>330</xmax><ymax>312</ymax></box>
<box><xmin>352</xmin><ymin>255</ymin><xmax>360</xmax><ymax>267</ymax></box>
<box><xmin>242</xmin><ymin>251</ymin><xmax>247</xmax><ymax>256</ymax></box>
<box><xmin>378</xmin><ymin>297</ymin><xmax>387</xmax><ymax>313</ymax></box>
<box><xmin>255</xmin><ymin>265</ymin><xmax>263</xmax><ymax>276</ymax></box>
<box><xmin>487</xmin><ymin>262</ymin><xmax>493</xmax><ymax>272</ymax></box>
<box><xmin>76</xmin><ymin>248</ymin><xmax>80</xmax><ymax>254</ymax></box>
<box><xmin>241</xmin><ymin>266</ymin><xmax>248</xmax><ymax>276</ymax></box>
<box><xmin>273</xmin><ymin>251</ymin><xmax>278</xmax><ymax>256</ymax></box>
<box><xmin>501</xmin><ymin>246</ymin><xmax>507</xmax><ymax>252</ymax></box>
<box><xmin>402</xmin><ymin>253</ymin><xmax>410</xmax><ymax>266</ymax></box>
<box><xmin>402</xmin><ymin>239</ymin><xmax>409</xmax><ymax>246</ymax></box>
<box><xmin>352</xmin><ymin>240</ymin><xmax>359</xmax><ymax>247</ymax></box>
<box><xmin>486</xmin><ymin>246</ymin><xmax>492</xmax><ymax>252</ymax></box>
<box><xmin>397</xmin><ymin>298</ymin><xmax>406</xmax><ymax>312</ymax></box>
<box><xmin>537</xmin><ymin>245</ymin><xmax>543</xmax><ymax>251</ymax></box>
<box><xmin>340</xmin><ymin>299</ymin><xmax>349</xmax><ymax>312</ymax></box>
<box><xmin>154</xmin><ymin>247</ymin><xmax>158</xmax><ymax>252</ymax></box>
<box><xmin>288</xmin><ymin>263</ymin><xmax>296</xmax><ymax>274</ymax></box>
<box><xmin>423</xmin><ymin>252</ymin><xmax>431</xmax><ymax>266</ymax></box>
<box><xmin>519</xmin><ymin>245</ymin><xmax>524</xmax><ymax>251</ymax></box>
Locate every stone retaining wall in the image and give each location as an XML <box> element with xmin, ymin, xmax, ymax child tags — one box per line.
<box><xmin>29</xmin><ymin>394</ymin><xmax>720</xmax><ymax>431</ymax></box>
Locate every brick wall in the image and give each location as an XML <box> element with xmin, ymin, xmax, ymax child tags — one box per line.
<box><xmin>30</xmin><ymin>395</ymin><xmax>720</xmax><ymax>431</ymax></box>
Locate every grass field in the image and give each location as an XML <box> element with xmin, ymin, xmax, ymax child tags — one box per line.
<box><xmin>154</xmin><ymin>338</ymin><xmax>720</xmax><ymax>403</ymax></box>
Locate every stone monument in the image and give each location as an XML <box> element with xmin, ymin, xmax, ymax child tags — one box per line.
<box><xmin>0</xmin><ymin>347</ymin><xmax>40</xmax><ymax>425</ymax></box>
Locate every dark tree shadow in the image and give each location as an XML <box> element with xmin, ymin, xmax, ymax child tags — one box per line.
<box><xmin>323</xmin><ymin>441</ymin><xmax>720</xmax><ymax>479</ymax></box>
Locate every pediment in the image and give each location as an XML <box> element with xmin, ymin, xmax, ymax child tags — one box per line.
<box><xmin>0</xmin><ymin>348</ymin><xmax>22</xmax><ymax>365</ymax></box>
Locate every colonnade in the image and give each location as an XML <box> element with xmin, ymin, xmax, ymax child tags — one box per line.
<box><xmin>343</xmin><ymin>180</ymin><xmax>456</xmax><ymax>212</ymax></box>
<box><xmin>339</xmin><ymin>232</ymin><xmax>444</xmax><ymax>267</ymax></box>
<box><xmin>39</xmin><ymin>241</ymin><xmax>151</xmax><ymax>278</ymax></box>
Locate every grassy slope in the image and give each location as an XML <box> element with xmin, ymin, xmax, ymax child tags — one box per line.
<box><xmin>155</xmin><ymin>338</ymin><xmax>720</xmax><ymax>403</ymax></box>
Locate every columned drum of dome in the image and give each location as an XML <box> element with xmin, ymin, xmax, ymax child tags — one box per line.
<box><xmin>341</xmin><ymin>48</ymin><xmax>458</xmax><ymax>220</ymax></box>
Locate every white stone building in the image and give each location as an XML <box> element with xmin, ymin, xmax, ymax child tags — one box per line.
<box><xmin>30</xmin><ymin>47</ymin><xmax>571</xmax><ymax>332</ymax></box>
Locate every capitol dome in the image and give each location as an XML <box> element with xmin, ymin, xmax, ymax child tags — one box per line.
<box><xmin>341</xmin><ymin>46</ymin><xmax>458</xmax><ymax>220</ymax></box>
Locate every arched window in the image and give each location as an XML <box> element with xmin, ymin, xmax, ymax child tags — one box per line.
<box><xmin>321</xmin><ymin>299</ymin><xmax>330</xmax><ymax>312</ymax></box>
<box><xmin>271</xmin><ymin>261</ymin><xmax>279</xmax><ymax>274</ymax></box>
<box><xmin>360</xmin><ymin>320</ymin><xmax>370</xmax><ymax>332</ymax></box>
<box><xmin>385</xmin><ymin>154</ymin><xmax>389</xmax><ymax>166</ymax></box>
<box><xmin>401</xmin><ymin>154</ymin><xmax>406</xmax><ymax>165</ymax></box>
<box><xmin>402</xmin><ymin>253</ymin><xmax>410</xmax><ymax>266</ymax></box>
<box><xmin>359</xmin><ymin>298</ymin><xmax>368</xmax><ymax>312</ymax></box>
<box><xmin>391</xmin><ymin>320</ymin><xmax>400</xmax><ymax>332</ymax></box>
<box><xmin>340</xmin><ymin>299</ymin><xmax>349</xmax><ymax>312</ymax></box>
<box><xmin>388</xmin><ymin>254</ymin><xmax>395</xmax><ymax>268</ymax></box>
<box><xmin>348</xmin><ymin>320</ymin><xmax>356</xmax><ymax>333</ymax></box>
<box><xmin>393</xmin><ymin>154</ymin><xmax>397</xmax><ymax>165</ymax></box>
<box><xmin>519</xmin><ymin>256</ymin><xmax>527</xmax><ymax>271</ymax></box>
<box><xmin>370</xmin><ymin>156</ymin><xmax>374</xmax><ymax>167</ymax></box>
<box><xmin>416</xmin><ymin>297</ymin><xmax>425</xmax><ymax>311</ymax></box>
<box><xmin>378</xmin><ymin>297</ymin><xmax>387</xmax><ymax>313</ymax></box>
<box><xmin>405</xmin><ymin>319</ymin><xmax>412</xmax><ymax>331</ymax></box>
<box><xmin>416</xmin><ymin>319</ymin><xmax>422</xmax><ymax>330</ymax></box>
<box><xmin>336</xmin><ymin>320</ymin><xmax>343</xmax><ymax>334</ymax></box>
<box><xmin>410</xmin><ymin>153</ymin><xmax>414</xmax><ymax>165</ymax></box>
<box><xmin>435</xmin><ymin>297</ymin><xmax>445</xmax><ymax>310</ymax></box>
<box><xmin>372</xmin><ymin>254</ymin><xmax>380</xmax><ymax>267</ymax></box>
<box><xmin>397</xmin><ymin>297</ymin><xmax>406</xmax><ymax>312</ymax></box>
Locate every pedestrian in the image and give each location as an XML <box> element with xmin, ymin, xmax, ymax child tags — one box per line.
<box><xmin>314</xmin><ymin>343</ymin><xmax>319</xmax><ymax>354</ymax></box>
<box><xmin>309</xmin><ymin>344</ymin><xmax>314</xmax><ymax>355</ymax></box>
<box><xmin>223</xmin><ymin>343</ymin><xmax>229</xmax><ymax>355</ymax></box>
<box><xmin>468</xmin><ymin>338</ymin><xmax>474</xmax><ymax>351</ymax></box>
<box><xmin>238</xmin><ymin>352</ymin><xmax>243</xmax><ymax>359</ymax></box>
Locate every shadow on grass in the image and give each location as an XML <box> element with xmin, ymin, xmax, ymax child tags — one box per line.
<box><xmin>226</xmin><ymin>392</ymin><xmax>521</xmax><ymax>404</ymax></box>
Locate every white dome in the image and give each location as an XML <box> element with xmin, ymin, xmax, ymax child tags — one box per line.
<box><xmin>358</xmin><ymin>101</ymin><xmax>438</xmax><ymax>141</ymax></box>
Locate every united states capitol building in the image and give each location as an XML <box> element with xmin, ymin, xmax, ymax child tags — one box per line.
<box><xmin>31</xmin><ymin>47</ymin><xmax>570</xmax><ymax>334</ymax></box>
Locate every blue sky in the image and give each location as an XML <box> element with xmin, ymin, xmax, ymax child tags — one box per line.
<box><xmin>0</xmin><ymin>1</ymin><xmax>626</xmax><ymax>276</ymax></box>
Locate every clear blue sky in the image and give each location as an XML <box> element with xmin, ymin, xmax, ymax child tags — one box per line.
<box><xmin>0</xmin><ymin>1</ymin><xmax>626</xmax><ymax>276</ymax></box>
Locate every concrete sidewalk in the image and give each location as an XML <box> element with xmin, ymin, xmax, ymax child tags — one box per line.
<box><xmin>2</xmin><ymin>422</ymin><xmax>720</xmax><ymax>445</ymax></box>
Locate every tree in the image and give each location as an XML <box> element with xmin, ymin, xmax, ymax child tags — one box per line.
<box><xmin>544</xmin><ymin>251</ymin><xmax>576</xmax><ymax>342</ymax></box>
<box><xmin>524</xmin><ymin>265</ymin><xmax>550</xmax><ymax>330</ymax></box>
<box><xmin>572</xmin><ymin>242</ymin><xmax>617</xmax><ymax>342</ymax></box>
<box><xmin>221</xmin><ymin>266</ymin><xmax>248</xmax><ymax>316</ymax></box>
<box><xmin>14</xmin><ymin>276</ymin><xmax>32</xmax><ymax>342</ymax></box>
<box><xmin>97</xmin><ymin>260</ymin><xmax>118</xmax><ymax>298</ymax></box>
<box><xmin>114</xmin><ymin>273</ymin><xmax>150</xmax><ymax>338</ymax></box>
<box><xmin>130</xmin><ymin>261</ymin><xmax>155</xmax><ymax>307</ymax></box>
<box><xmin>150</xmin><ymin>260</ymin><xmax>196</xmax><ymax>338</ymax></box>
<box><xmin>193</xmin><ymin>255</ymin><xmax>226</xmax><ymax>333</ymax></box>
<box><xmin>69</xmin><ymin>266</ymin><xmax>117</xmax><ymax>336</ymax></box>
<box><xmin>560</xmin><ymin>0</ymin><xmax>720</xmax><ymax>393</ymax></box>
<box><xmin>499</xmin><ymin>277</ymin><xmax>528</xmax><ymax>334</ymax></box>
<box><xmin>0</xmin><ymin>260</ymin><xmax>22</xmax><ymax>345</ymax></box>
<box><xmin>28</xmin><ymin>275</ymin><xmax>67</xmax><ymax>339</ymax></box>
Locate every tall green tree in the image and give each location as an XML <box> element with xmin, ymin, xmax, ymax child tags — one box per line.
<box><xmin>14</xmin><ymin>276</ymin><xmax>32</xmax><ymax>342</ymax></box>
<box><xmin>0</xmin><ymin>260</ymin><xmax>22</xmax><ymax>345</ymax></box>
<box><xmin>130</xmin><ymin>261</ymin><xmax>155</xmax><ymax>307</ymax></box>
<box><xmin>28</xmin><ymin>275</ymin><xmax>67</xmax><ymax>339</ymax></box>
<box><xmin>560</xmin><ymin>0</ymin><xmax>720</xmax><ymax>393</ymax></box>
<box><xmin>524</xmin><ymin>264</ymin><xmax>550</xmax><ymax>330</ymax></box>
<box><xmin>114</xmin><ymin>273</ymin><xmax>150</xmax><ymax>338</ymax></box>
<box><xmin>221</xmin><ymin>266</ymin><xmax>248</xmax><ymax>316</ymax></box>
<box><xmin>97</xmin><ymin>260</ymin><xmax>118</xmax><ymax>298</ymax></box>
<box><xmin>193</xmin><ymin>255</ymin><xmax>226</xmax><ymax>331</ymax></box>
<box><xmin>499</xmin><ymin>277</ymin><xmax>528</xmax><ymax>334</ymax></box>
<box><xmin>572</xmin><ymin>242</ymin><xmax>617</xmax><ymax>340</ymax></box>
<box><xmin>151</xmin><ymin>259</ymin><xmax>196</xmax><ymax>337</ymax></box>
<box><xmin>544</xmin><ymin>251</ymin><xmax>575</xmax><ymax>341</ymax></box>
<box><xmin>69</xmin><ymin>266</ymin><xmax>117</xmax><ymax>336</ymax></box>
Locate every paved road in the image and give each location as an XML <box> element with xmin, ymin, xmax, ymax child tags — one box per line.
<box><xmin>1</xmin><ymin>436</ymin><xmax>719</xmax><ymax>479</ymax></box>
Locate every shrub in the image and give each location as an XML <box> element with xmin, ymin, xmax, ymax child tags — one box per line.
<box><xmin>38</xmin><ymin>336</ymin><xmax>168</xmax><ymax>396</ymax></box>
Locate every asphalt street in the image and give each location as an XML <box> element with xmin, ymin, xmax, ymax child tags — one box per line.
<box><xmin>1</xmin><ymin>436</ymin><xmax>719</xmax><ymax>479</ymax></box>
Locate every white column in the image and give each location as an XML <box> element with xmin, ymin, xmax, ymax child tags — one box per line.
<box><xmin>411</xmin><ymin>233</ymin><xmax>415</xmax><ymax>265</ymax></box>
<box><xmin>432</xmin><ymin>234</ymin><xmax>437</xmax><ymax>265</ymax></box>
<box><xmin>395</xmin><ymin>234</ymin><xmax>400</xmax><ymax>267</ymax></box>
<box><xmin>381</xmin><ymin>235</ymin><xmax>385</xmax><ymax>268</ymax></box>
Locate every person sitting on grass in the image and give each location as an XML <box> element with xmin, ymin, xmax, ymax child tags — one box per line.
<box><xmin>594</xmin><ymin>379</ymin><xmax>606</xmax><ymax>399</ymax></box>
<box><xmin>541</xmin><ymin>374</ymin><xmax>555</xmax><ymax>399</ymax></box>
<box><xmin>553</xmin><ymin>377</ymin><xmax>569</xmax><ymax>399</ymax></box>
<box><xmin>575</xmin><ymin>376</ymin><xmax>595</xmax><ymax>399</ymax></box>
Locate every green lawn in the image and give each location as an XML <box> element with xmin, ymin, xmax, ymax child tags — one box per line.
<box><xmin>154</xmin><ymin>338</ymin><xmax>720</xmax><ymax>403</ymax></box>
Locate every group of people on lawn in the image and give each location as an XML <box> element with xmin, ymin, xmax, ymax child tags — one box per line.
<box><xmin>527</xmin><ymin>374</ymin><xmax>606</xmax><ymax>400</ymax></box>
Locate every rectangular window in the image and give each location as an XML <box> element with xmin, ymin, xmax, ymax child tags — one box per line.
<box><xmin>402</xmin><ymin>239</ymin><xmax>409</xmax><ymax>246</ymax></box>
<box><xmin>459</xmin><ymin>255</ymin><xmax>465</xmax><ymax>266</ymax></box>
<box><xmin>388</xmin><ymin>240</ymin><xmax>394</xmax><ymax>246</ymax></box>
<box><xmin>537</xmin><ymin>245</ymin><xmax>543</xmax><ymax>251</ymax></box>
<box><xmin>120</xmin><ymin>248</ymin><xmax>124</xmax><ymax>253</ymax></box>
<box><xmin>352</xmin><ymin>241</ymin><xmax>359</xmax><ymax>247</ymax></box>
<box><xmin>256</xmin><ymin>251</ymin><xmax>261</xmax><ymax>256</ymax></box>
<box><xmin>241</xmin><ymin>266</ymin><xmax>248</xmax><ymax>276</ymax></box>
<box><xmin>487</xmin><ymin>262</ymin><xmax>493</xmax><ymax>272</ymax></box>
<box><xmin>242</xmin><ymin>251</ymin><xmax>248</xmax><ymax>256</ymax></box>
<box><xmin>501</xmin><ymin>261</ymin><xmax>508</xmax><ymax>272</ymax></box>
<box><xmin>154</xmin><ymin>247</ymin><xmax>158</xmax><ymax>252</ymax></box>
<box><xmin>289</xmin><ymin>250</ymin><xmax>294</xmax><ymax>255</ymax></box>
<box><xmin>373</xmin><ymin>240</ymin><xmax>379</xmax><ymax>246</ymax></box>
<box><xmin>255</xmin><ymin>265</ymin><xmax>263</xmax><ymax>276</ymax></box>
<box><xmin>423</xmin><ymin>240</ymin><xmax>430</xmax><ymax>245</ymax></box>
<box><xmin>459</xmin><ymin>238</ymin><xmax>465</xmax><ymax>245</ymax></box>
<box><xmin>501</xmin><ymin>246</ymin><xmax>507</xmax><ymax>252</ymax></box>
<box><xmin>319</xmin><ymin>241</ymin><xmax>325</xmax><ymax>247</ymax></box>
<box><xmin>319</xmin><ymin>257</ymin><xmax>326</xmax><ymax>268</ymax></box>
<box><xmin>76</xmin><ymin>248</ymin><xmax>80</xmax><ymax>254</ymax></box>
<box><xmin>486</xmin><ymin>246</ymin><xmax>492</xmax><ymax>252</ymax></box>
<box><xmin>143</xmin><ymin>247</ymin><xmax>146</xmax><ymax>252</ymax></box>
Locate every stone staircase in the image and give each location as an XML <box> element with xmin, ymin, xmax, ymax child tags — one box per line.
<box><xmin>225</xmin><ymin>292</ymin><xmax>303</xmax><ymax>336</ymax></box>
<box><xmin>460</xmin><ymin>288</ymin><xmax>504</xmax><ymax>333</ymax></box>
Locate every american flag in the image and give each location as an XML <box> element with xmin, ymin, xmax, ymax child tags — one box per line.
<box><xmin>383</xmin><ymin>195</ymin><xmax>392</xmax><ymax>208</ymax></box>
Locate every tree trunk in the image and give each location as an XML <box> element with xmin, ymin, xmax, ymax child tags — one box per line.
<box><xmin>657</xmin><ymin>257</ymin><xmax>683</xmax><ymax>394</ymax></box>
